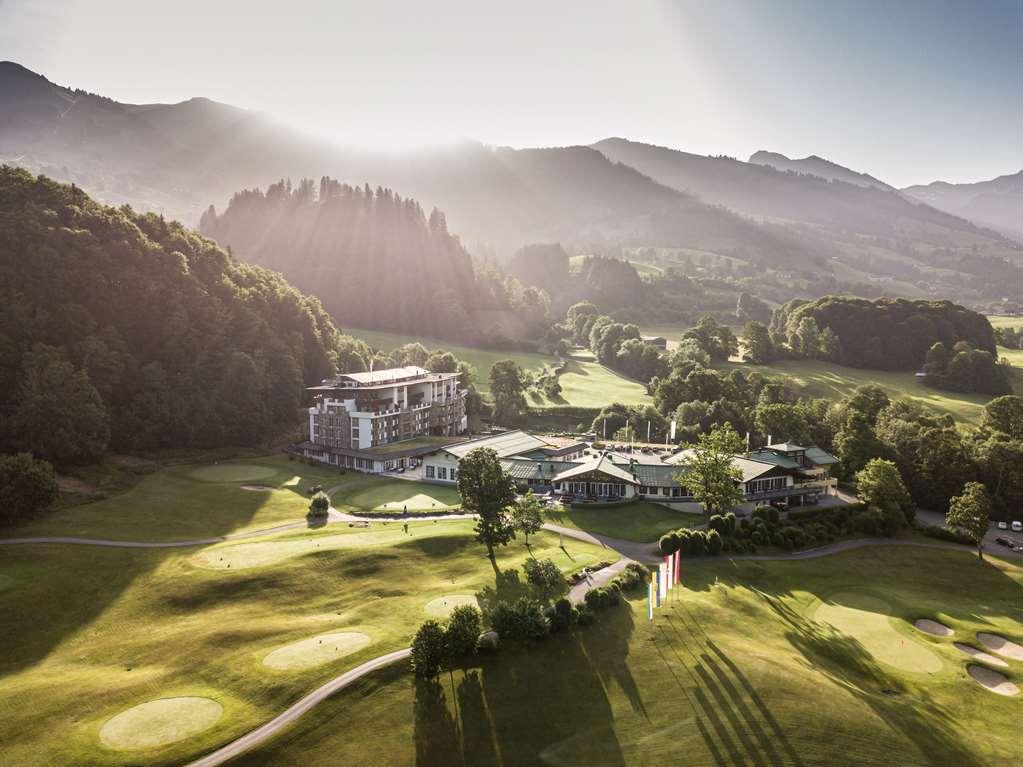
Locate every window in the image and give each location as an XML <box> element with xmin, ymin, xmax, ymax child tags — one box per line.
<box><xmin>426</xmin><ymin>465</ymin><xmax>435</xmax><ymax>479</ymax></box>
<box><xmin>451</xmin><ymin>469</ymin><xmax>457</xmax><ymax>481</ymax></box>
<box><xmin>439</xmin><ymin>467</ymin><xmax>448</xmax><ymax>480</ymax></box>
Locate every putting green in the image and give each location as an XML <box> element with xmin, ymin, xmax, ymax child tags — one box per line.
<box><xmin>263</xmin><ymin>631</ymin><xmax>372</xmax><ymax>670</ymax></box>
<box><xmin>424</xmin><ymin>594</ymin><xmax>477</xmax><ymax>617</ymax></box>
<box><xmin>99</xmin><ymin>696</ymin><xmax>223</xmax><ymax>750</ymax></box>
<box><xmin>191</xmin><ymin>526</ymin><xmax>456</xmax><ymax>570</ymax></box>
<box><xmin>813</xmin><ymin>592</ymin><xmax>942</xmax><ymax>673</ymax></box>
<box><xmin>347</xmin><ymin>484</ymin><xmax>460</xmax><ymax>512</ymax></box>
<box><xmin>188</xmin><ymin>464</ymin><xmax>278</xmax><ymax>483</ymax></box>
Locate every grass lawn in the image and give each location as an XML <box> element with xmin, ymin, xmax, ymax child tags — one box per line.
<box><xmin>0</xmin><ymin>517</ymin><xmax>613</xmax><ymax>766</ymax></box>
<box><xmin>230</xmin><ymin>546</ymin><xmax>1023</xmax><ymax>766</ymax></box>
<box><xmin>544</xmin><ymin>501</ymin><xmax>703</xmax><ymax>543</ymax></box>
<box><xmin>987</xmin><ymin>314</ymin><xmax>1023</xmax><ymax>331</ymax></box>
<box><xmin>339</xmin><ymin>480</ymin><xmax>461</xmax><ymax>514</ymax></box>
<box><xmin>363</xmin><ymin>436</ymin><xmax>460</xmax><ymax>455</ymax></box>
<box><xmin>345</xmin><ymin>327</ymin><xmax>555</xmax><ymax>395</ymax></box>
<box><xmin>718</xmin><ymin>358</ymin><xmax>1000</xmax><ymax>425</ymax></box>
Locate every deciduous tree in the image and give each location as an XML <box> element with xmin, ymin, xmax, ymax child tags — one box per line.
<box><xmin>947</xmin><ymin>481</ymin><xmax>992</xmax><ymax>560</ymax></box>
<box><xmin>457</xmin><ymin>448</ymin><xmax>517</xmax><ymax>562</ymax></box>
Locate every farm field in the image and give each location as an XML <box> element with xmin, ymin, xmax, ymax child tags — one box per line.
<box><xmin>544</xmin><ymin>501</ymin><xmax>703</xmax><ymax>543</ymax></box>
<box><xmin>0</xmin><ymin>480</ymin><xmax>613</xmax><ymax>766</ymax></box>
<box><xmin>987</xmin><ymin>314</ymin><xmax>1023</xmax><ymax>330</ymax></box>
<box><xmin>224</xmin><ymin>546</ymin><xmax>1023</xmax><ymax>767</ymax></box>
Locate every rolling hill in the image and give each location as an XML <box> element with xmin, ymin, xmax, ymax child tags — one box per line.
<box><xmin>903</xmin><ymin>170</ymin><xmax>1023</xmax><ymax>243</ymax></box>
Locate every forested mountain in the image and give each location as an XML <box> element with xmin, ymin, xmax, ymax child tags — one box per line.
<box><xmin>593</xmin><ymin>137</ymin><xmax>1023</xmax><ymax>305</ymax></box>
<box><xmin>199</xmin><ymin>178</ymin><xmax>553</xmax><ymax>344</ymax></box>
<box><xmin>748</xmin><ymin>150</ymin><xmax>893</xmax><ymax>190</ymax></box>
<box><xmin>903</xmin><ymin>170</ymin><xmax>1023</xmax><ymax>242</ymax></box>
<box><xmin>0</xmin><ymin>166</ymin><xmax>348</xmax><ymax>463</ymax></box>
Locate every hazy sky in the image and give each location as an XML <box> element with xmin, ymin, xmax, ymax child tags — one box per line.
<box><xmin>3</xmin><ymin>0</ymin><xmax>1021</xmax><ymax>187</ymax></box>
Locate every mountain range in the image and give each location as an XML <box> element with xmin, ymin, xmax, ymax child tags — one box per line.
<box><xmin>903</xmin><ymin>170</ymin><xmax>1023</xmax><ymax>242</ymax></box>
<box><xmin>3</xmin><ymin>60</ymin><xmax>1022</xmax><ymax>311</ymax></box>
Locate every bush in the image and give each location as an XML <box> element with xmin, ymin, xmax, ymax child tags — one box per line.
<box><xmin>706</xmin><ymin>529</ymin><xmax>723</xmax><ymax>555</ymax></box>
<box><xmin>851</xmin><ymin>507</ymin><xmax>887</xmax><ymax>537</ymax></box>
<box><xmin>0</xmin><ymin>453</ymin><xmax>59</xmax><ymax>526</ymax></box>
<box><xmin>445</xmin><ymin>605</ymin><xmax>482</xmax><ymax>660</ymax></box>
<box><xmin>918</xmin><ymin>523</ymin><xmax>975</xmax><ymax>545</ymax></box>
<box><xmin>584</xmin><ymin>587</ymin><xmax>610</xmax><ymax>610</ymax></box>
<box><xmin>739</xmin><ymin>517</ymin><xmax>751</xmax><ymax>532</ymax></box>
<box><xmin>723</xmin><ymin>511</ymin><xmax>737</xmax><ymax>535</ymax></box>
<box><xmin>308</xmin><ymin>491</ymin><xmax>330</xmax><ymax>518</ymax></box>
<box><xmin>576</xmin><ymin>606</ymin><xmax>596</xmax><ymax>626</ymax></box>
<box><xmin>751</xmin><ymin>530</ymin><xmax>767</xmax><ymax>546</ymax></box>
<box><xmin>489</xmin><ymin>598</ymin><xmax>549</xmax><ymax>641</ymax></box>
<box><xmin>708</xmin><ymin>514</ymin><xmax>726</xmax><ymax>534</ymax></box>
<box><xmin>659</xmin><ymin>533</ymin><xmax>680</xmax><ymax>555</ymax></box>
<box><xmin>619</xmin><ymin>562</ymin><xmax>649</xmax><ymax>590</ymax></box>
<box><xmin>523</xmin><ymin>557</ymin><xmax>565</xmax><ymax>601</ymax></box>
<box><xmin>768</xmin><ymin>506</ymin><xmax>780</xmax><ymax>524</ymax></box>
<box><xmin>752</xmin><ymin>505</ymin><xmax>772</xmax><ymax>523</ymax></box>
<box><xmin>411</xmin><ymin>620</ymin><xmax>446</xmax><ymax>678</ymax></box>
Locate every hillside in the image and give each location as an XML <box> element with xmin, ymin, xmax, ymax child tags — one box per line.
<box><xmin>748</xmin><ymin>150</ymin><xmax>894</xmax><ymax>190</ymax></box>
<box><xmin>0</xmin><ymin>166</ymin><xmax>347</xmax><ymax>461</ymax></box>
<box><xmin>903</xmin><ymin>170</ymin><xmax>1023</xmax><ymax>242</ymax></box>
<box><xmin>593</xmin><ymin>137</ymin><xmax>1023</xmax><ymax>304</ymax></box>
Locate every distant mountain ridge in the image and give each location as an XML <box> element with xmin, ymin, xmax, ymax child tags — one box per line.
<box><xmin>902</xmin><ymin>170</ymin><xmax>1023</xmax><ymax>242</ymax></box>
<box><xmin>748</xmin><ymin>150</ymin><xmax>894</xmax><ymax>190</ymax></box>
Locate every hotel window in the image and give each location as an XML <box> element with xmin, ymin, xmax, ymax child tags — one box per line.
<box><xmin>451</xmin><ymin>469</ymin><xmax>458</xmax><ymax>481</ymax></box>
<box><xmin>426</xmin><ymin>465</ymin><xmax>435</xmax><ymax>479</ymax></box>
<box><xmin>439</xmin><ymin>467</ymin><xmax>448</xmax><ymax>480</ymax></box>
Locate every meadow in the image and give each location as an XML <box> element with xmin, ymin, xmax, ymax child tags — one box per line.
<box><xmin>0</xmin><ymin>458</ymin><xmax>614</xmax><ymax>766</ymax></box>
<box><xmin>221</xmin><ymin>546</ymin><xmax>1023</xmax><ymax>767</ymax></box>
<box><xmin>543</xmin><ymin>501</ymin><xmax>703</xmax><ymax>543</ymax></box>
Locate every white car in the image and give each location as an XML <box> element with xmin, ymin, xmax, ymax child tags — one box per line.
<box><xmin>998</xmin><ymin>521</ymin><xmax>1009</xmax><ymax>530</ymax></box>
<box><xmin>1013</xmin><ymin>521</ymin><xmax>1023</xmax><ymax>533</ymax></box>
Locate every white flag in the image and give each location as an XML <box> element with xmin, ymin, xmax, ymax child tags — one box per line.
<box><xmin>670</xmin><ymin>419</ymin><xmax>676</xmax><ymax>442</ymax></box>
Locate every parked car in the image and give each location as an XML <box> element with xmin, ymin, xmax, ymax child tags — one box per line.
<box><xmin>995</xmin><ymin>537</ymin><xmax>1013</xmax><ymax>547</ymax></box>
<box><xmin>998</xmin><ymin>521</ymin><xmax>1008</xmax><ymax>530</ymax></box>
<box><xmin>1013</xmin><ymin>521</ymin><xmax>1023</xmax><ymax>533</ymax></box>
<box><xmin>397</xmin><ymin>467</ymin><xmax>405</xmax><ymax>473</ymax></box>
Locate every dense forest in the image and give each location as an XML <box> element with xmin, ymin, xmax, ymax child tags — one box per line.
<box><xmin>771</xmin><ymin>297</ymin><xmax>998</xmax><ymax>371</ymax></box>
<box><xmin>0</xmin><ymin>167</ymin><xmax>347</xmax><ymax>464</ymax></box>
<box><xmin>200</xmin><ymin>178</ymin><xmax>548</xmax><ymax>344</ymax></box>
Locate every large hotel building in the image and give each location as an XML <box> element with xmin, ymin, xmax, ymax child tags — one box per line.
<box><xmin>299</xmin><ymin>366</ymin><xmax>468</xmax><ymax>472</ymax></box>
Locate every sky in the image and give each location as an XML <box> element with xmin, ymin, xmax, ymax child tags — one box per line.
<box><xmin>2</xmin><ymin>0</ymin><xmax>1021</xmax><ymax>187</ymax></box>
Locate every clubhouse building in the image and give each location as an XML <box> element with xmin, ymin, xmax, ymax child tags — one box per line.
<box><xmin>419</xmin><ymin>431</ymin><xmax>838</xmax><ymax>510</ymax></box>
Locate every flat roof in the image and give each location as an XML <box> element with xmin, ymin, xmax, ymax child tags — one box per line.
<box><xmin>309</xmin><ymin>366</ymin><xmax>459</xmax><ymax>392</ymax></box>
<box><xmin>441</xmin><ymin>430</ymin><xmax>551</xmax><ymax>460</ymax></box>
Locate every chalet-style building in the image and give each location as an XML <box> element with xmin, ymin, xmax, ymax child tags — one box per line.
<box><xmin>298</xmin><ymin>366</ymin><xmax>468</xmax><ymax>472</ymax></box>
<box><xmin>421</xmin><ymin>432</ymin><xmax>838</xmax><ymax>510</ymax></box>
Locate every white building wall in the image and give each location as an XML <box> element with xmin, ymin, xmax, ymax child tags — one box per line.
<box><xmin>422</xmin><ymin>451</ymin><xmax>460</xmax><ymax>484</ymax></box>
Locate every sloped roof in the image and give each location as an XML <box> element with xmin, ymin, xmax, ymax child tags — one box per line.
<box><xmin>631</xmin><ymin>463</ymin><xmax>682</xmax><ymax>487</ymax></box>
<box><xmin>442</xmin><ymin>430</ymin><xmax>549</xmax><ymax>460</ymax></box>
<box><xmin>732</xmin><ymin>457</ymin><xmax>785</xmax><ymax>483</ymax></box>
<box><xmin>765</xmin><ymin>442</ymin><xmax>807</xmax><ymax>453</ymax></box>
<box><xmin>805</xmin><ymin>446</ymin><xmax>839</xmax><ymax>466</ymax></box>
<box><xmin>552</xmin><ymin>454</ymin><xmax>638</xmax><ymax>484</ymax></box>
<box><xmin>501</xmin><ymin>459</ymin><xmax>575</xmax><ymax>480</ymax></box>
<box><xmin>747</xmin><ymin>450</ymin><xmax>802</xmax><ymax>470</ymax></box>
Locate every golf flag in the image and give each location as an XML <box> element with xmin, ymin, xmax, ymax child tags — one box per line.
<box><xmin>670</xmin><ymin>419</ymin><xmax>677</xmax><ymax>442</ymax></box>
<box><xmin>659</xmin><ymin>562</ymin><xmax>667</xmax><ymax>600</ymax></box>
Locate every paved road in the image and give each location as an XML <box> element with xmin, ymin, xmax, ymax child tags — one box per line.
<box><xmin>184</xmin><ymin>648</ymin><xmax>413</xmax><ymax>767</ymax></box>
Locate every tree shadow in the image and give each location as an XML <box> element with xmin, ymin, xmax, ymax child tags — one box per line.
<box><xmin>413</xmin><ymin>677</ymin><xmax>463</xmax><ymax>766</ymax></box>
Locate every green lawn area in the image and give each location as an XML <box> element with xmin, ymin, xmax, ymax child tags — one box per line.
<box><xmin>364</xmin><ymin>436</ymin><xmax>460</xmax><ymax>455</ymax></box>
<box><xmin>544</xmin><ymin>501</ymin><xmax>703</xmax><ymax>543</ymax></box>
<box><xmin>339</xmin><ymin>480</ymin><xmax>461</xmax><ymax>514</ymax></box>
<box><xmin>987</xmin><ymin>314</ymin><xmax>1023</xmax><ymax>331</ymax></box>
<box><xmin>229</xmin><ymin>546</ymin><xmax>1023</xmax><ymax>766</ymax></box>
<box><xmin>0</xmin><ymin>517</ymin><xmax>613</xmax><ymax>766</ymax></box>
<box><xmin>345</xmin><ymin>327</ymin><xmax>555</xmax><ymax>395</ymax></box>
<box><xmin>717</xmin><ymin>357</ymin><xmax>1007</xmax><ymax>425</ymax></box>
<box><xmin>528</xmin><ymin>350</ymin><xmax>653</xmax><ymax>410</ymax></box>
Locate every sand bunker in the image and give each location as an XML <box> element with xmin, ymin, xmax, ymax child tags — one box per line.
<box><xmin>967</xmin><ymin>664</ymin><xmax>1020</xmax><ymax>696</ymax></box>
<box><xmin>914</xmin><ymin>619</ymin><xmax>953</xmax><ymax>637</ymax></box>
<box><xmin>188</xmin><ymin>464</ymin><xmax>277</xmax><ymax>483</ymax></box>
<box><xmin>977</xmin><ymin>632</ymin><xmax>1023</xmax><ymax>661</ymax></box>
<box><xmin>191</xmin><ymin>526</ymin><xmax>455</xmax><ymax>570</ymax></box>
<box><xmin>954</xmin><ymin>643</ymin><xmax>1009</xmax><ymax>668</ymax></box>
<box><xmin>424</xmin><ymin>594</ymin><xmax>478</xmax><ymax>617</ymax></box>
<box><xmin>813</xmin><ymin>593</ymin><xmax>942</xmax><ymax>673</ymax></box>
<box><xmin>240</xmin><ymin>485</ymin><xmax>273</xmax><ymax>492</ymax></box>
<box><xmin>99</xmin><ymin>697</ymin><xmax>223</xmax><ymax>750</ymax></box>
<box><xmin>263</xmin><ymin>631</ymin><xmax>371</xmax><ymax>670</ymax></box>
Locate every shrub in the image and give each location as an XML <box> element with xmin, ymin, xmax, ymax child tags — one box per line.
<box><xmin>851</xmin><ymin>507</ymin><xmax>887</xmax><ymax>537</ymax></box>
<box><xmin>659</xmin><ymin>533</ymin><xmax>680</xmax><ymax>556</ymax></box>
<box><xmin>445</xmin><ymin>605</ymin><xmax>482</xmax><ymax>660</ymax></box>
<box><xmin>307</xmin><ymin>491</ymin><xmax>330</xmax><ymax>518</ymax></box>
<box><xmin>770</xmin><ymin>531</ymin><xmax>787</xmax><ymax>548</ymax></box>
<box><xmin>918</xmin><ymin>523</ymin><xmax>975</xmax><ymax>545</ymax></box>
<box><xmin>523</xmin><ymin>557</ymin><xmax>565</xmax><ymax>602</ymax></box>
<box><xmin>739</xmin><ymin>517</ymin><xmax>751</xmax><ymax>532</ymax></box>
<box><xmin>584</xmin><ymin>587</ymin><xmax>608</xmax><ymax>610</ymax></box>
<box><xmin>723</xmin><ymin>511</ymin><xmax>737</xmax><ymax>535</ymax></box>
<box><xmin>488</xmin><ymin>598</ymin><xmax>549</xmax><ymax>641</ymax></box>
<box><xmin>411</xmin><ymin>620</ymin><xmax>446</xmax><ymax>677</ymax></box>
<box><xmin>576</xmin><ymin>607</ymin><xmax>596</xmax><ymax>626</ymax></box>
<box><xmin>752</xmin><ymin>504</ymin><xmax>772</xmax><ymax>523</ymax></box>
<box><xmin>708</xmin><ymin>514</ymin><xmax>726</xmax><ymax>534</ymax></box>
<box><xmin>768</xmin><ymin>506</ymin><xmax>780</xmax><ymax>524</ymax></box>
<box><xmin>751</xmin><ymin>530</ymin><xmax>766</xmax><ymax>546</ymax></box>
<box><xmin>706</xmin><ymin>529</ymin><xmax>723</xmax><ymax>555</ymax></box>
